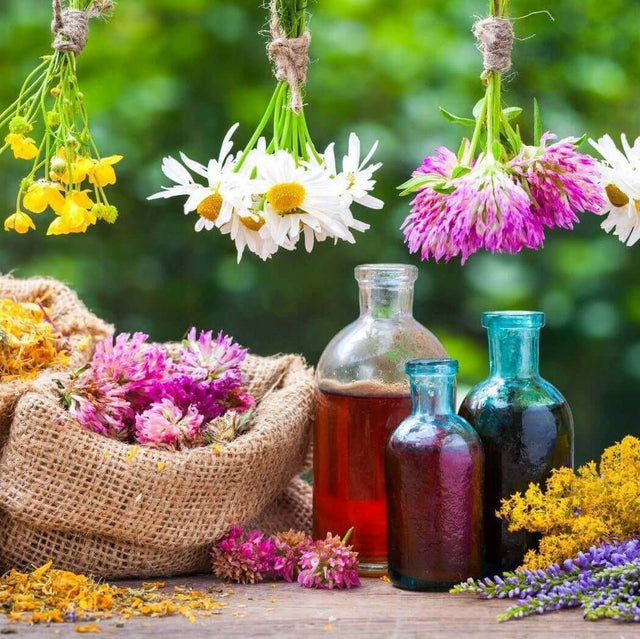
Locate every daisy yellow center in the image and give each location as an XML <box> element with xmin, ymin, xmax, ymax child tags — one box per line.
<box><xmin>197</xmin><ymin>193</ymin><xmax>223</xmax><ymax>222</ymax></box>
<box><xmin>240</xmin><ymin>215</ymin><xmax>265</xmax><ymax>231</ymax></box>
<box><xmin>605</xmin><ymin>184</ymin><xmax>630</xmax><ymax>208</ymax></box>
<box><xmin>266</xmin><ymin>182</ymin><xmax>306</xmax><ymax>215</ymax></box>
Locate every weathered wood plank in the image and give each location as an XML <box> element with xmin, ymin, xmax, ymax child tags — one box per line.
<box><xmin>0</xmin><ymin>576</ymin><xmax>635</xmax><ymax>638</ymax></box>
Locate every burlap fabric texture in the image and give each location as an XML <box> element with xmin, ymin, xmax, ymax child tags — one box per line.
<box><xmin>0</xmin><ymin>276</ymin><xmax>315</xmax><ymax>578</ymax></box>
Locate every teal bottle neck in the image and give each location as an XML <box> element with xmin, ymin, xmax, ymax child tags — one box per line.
<box><xmin>487</xmin><ymin>327</ymin><xmax>540</xmax><ymax>379</ymax></box>
<box><xmin>410</xmin><ymin>374</ymin><xmax>456</xmax><ymax>416</ymax></box>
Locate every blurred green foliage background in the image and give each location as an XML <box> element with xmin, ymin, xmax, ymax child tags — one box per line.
<box><xmin>0</xmin><ymin>0</ymin><xmax>638</xmax><ymax>464</ymax></box>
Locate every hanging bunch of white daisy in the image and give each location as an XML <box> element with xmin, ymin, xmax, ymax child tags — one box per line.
<box><xmin>149</xmin><ymin>0</ymin><xmax>383</xmax><ymax>262</ymax></box>
<box><xmin>590</xmin><ymin>134</ymin><xmax>640</xmax><ymax>246</ymax></box>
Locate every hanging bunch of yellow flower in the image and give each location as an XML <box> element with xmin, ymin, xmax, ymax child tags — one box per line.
<box><xmin>1</xmin><ymin>0</ymin><xmax>121</xmax><ymax>236</ymax></box>
<box><xmin>0</xmin><ymin>298</ymin><xmax>68</xmax><ymax>380</ymax></box>
<box><xmin>499</xmin><ymin>435</ymin><xmax>640</xmax><ymax>570</ymax></box>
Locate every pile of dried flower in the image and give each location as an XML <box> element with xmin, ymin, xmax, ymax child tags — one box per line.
<box><xmin>0</xmin><ymin>561</ymin><xmax>228</xmax><ymax>628</ymax></box>
<box><xmin>59</xmin><ymin>328</ymin><xmax>254</xmax><ymax>449</ymax></box>
<box><xmin>212</xmin><ymin>526</ymin><xmax>361</xmax><ymax>590</ymax></box>
<box><xmin>0</xmin><ymin>298</ymin><xmax>67</xmax><ymax>381</ymax></box>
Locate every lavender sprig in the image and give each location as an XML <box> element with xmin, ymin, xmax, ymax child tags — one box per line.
<box><xmin>452</xmin><ymin>539</ymin><xmax>640</xmax><ymax>623</ymax></box>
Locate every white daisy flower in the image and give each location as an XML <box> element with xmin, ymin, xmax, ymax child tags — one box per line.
<box><xmin>590</xmin><ymin>134</ymin><xmax>640</xmax><ymax>246</ymax></box>
<box><xmin>220</xmin><ymin>206</ymin><xmax>293</xmax><ymax>263</ymax></box>
<box><xmin>256</xmin><ymin>150</ymin><xmax>351</xmax><ymax>246</ymax></box>
<box><xmin>149</xmin><ymin>123</ymin><xmax>252</xmax><ymax>232</ymax></box>
<box><xmin>338</xmin><ymin>133</ymin><xmax>384</xmax><ymax>210</ymax></box>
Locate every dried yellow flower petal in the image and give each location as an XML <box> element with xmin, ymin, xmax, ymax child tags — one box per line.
<box><xmin>0</xmin><ymin>299</ymin><xmax>67</xmax><ymax>381</ymax></box>
<box><xmin>75</xmin><ymin>624</ymin><xmax>102</xmax><ymax>633</ymax></box>
<box><xmin>125</xmin><ymin>446</ymin><xmax>139</xmax><ymax>463</ymax></box>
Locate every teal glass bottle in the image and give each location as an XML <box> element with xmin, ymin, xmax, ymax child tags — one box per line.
<box><xmin>386</xmin><ymin>359</ymin><xmax>484</xmax><ymax>591</ymax></box>
<box><xmin>458</xmin><ymin>312</ymin><xmax>574</xmax><ymax>575</ymax></box>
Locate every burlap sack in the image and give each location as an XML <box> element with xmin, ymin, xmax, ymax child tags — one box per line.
<box><xmin>0</xmin><ymin>276</ymin><xmax>315</xmax><ymax>578</ymax></box>
<box><xmin>0</xmin><ymin>478</ymin><xmax>312</xmax><ymax>579</ymax></box>
<box><xmin>0</xmin><ymin>275</ymin><xmax>113</xmax><ymax>446</ymax></box>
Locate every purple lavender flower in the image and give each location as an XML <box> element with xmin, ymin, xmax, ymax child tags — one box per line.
<box><xmin>134</xmin><ymin>398</ymin><xmax>205</xmax><ymax>448</ymax></box>
<box><xmin>297</xmin><ymin>530</ymin><xmax>361</xmax><ymax>590</ymax></box>
<box><xmin>211</xmin><ymin>526</ymin><xmax>279</xmax><ymax>584</ymax></box>
<box><xmin>510</xmin><ymin>133</ymin><xmax>606</xmax><ymax>230</ymax></box>
<box><xmin>452</xmin><ymin>539</ymin><xmax>640</xmax><ymax>623</ymax></box>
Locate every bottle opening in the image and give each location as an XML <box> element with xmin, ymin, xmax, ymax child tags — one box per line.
<box><xmin>482</xmin><ymin>311</ymin><xmax>545</xmax><ymax>330</ymax></box>
<box><xmin>355</xmin><ymin>264</ymin><xmax>418</xmax><ymax>287</ymax></box>
<box><xmin>406</xmin><ymin>358</ymin><xmax>458</xmax><ymax>376</ymax></box>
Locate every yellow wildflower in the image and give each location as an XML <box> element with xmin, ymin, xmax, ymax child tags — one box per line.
<box><xmin>50</xmin><ymin>149</ymin><xmax>94</xmax><ymax>184</ymax></box>
<box><xmin>23</xmin><ymin>180</ymin><xmax>65</xmax><ymax>214</ymax></box>
<box><xmin>4</xmin><ymin>210</ymin><xmax>35</xmax><ymax>234</ymax></box>
<box><xmin>499</xmin><ymin>436</ymin><xmax>640</xmax><ymax>570</ymax></box>
<box><xmin>5</xmin><ymin>133</ymin><xmax>38</xmax><ymax>160</ymax></box>
<box><xmin>47</xmin><ymin>191</ymin><xmax>97</xmax><ymax>235</ymax></box>
<box><xmin>89</xmin><ymin>155</ymin><xmax>123</xmax><ymax>187</ymax></box>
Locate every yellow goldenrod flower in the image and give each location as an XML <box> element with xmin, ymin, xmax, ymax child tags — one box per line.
<box><xmin>4</xmin><ymin>210</ymin><xmax>35</xmax><ymax>234</ymax></box>
<box><xmin>499</xmin><ymin>435</ymin><xmax>640</xmax><ymax>570</ymax></box>
<box><xmin>5</xmin><ymin>133</ymin><xmax>38</xmax><ymax>161</ymax></box>
<box><xmin>23</xmin><ymin>181</ymin><xmax>65</xmax><ymax>214</ymax></box>
<box><xmin>90</xmin><ymin>155</ymin><xmax>123</xmax><ymax>187</ymax></box>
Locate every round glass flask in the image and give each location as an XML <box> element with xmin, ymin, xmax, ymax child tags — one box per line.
<box><xmin>314</xmin><ymin>264</ymin><xmax>448</xmax><ymax>575</ymax></box>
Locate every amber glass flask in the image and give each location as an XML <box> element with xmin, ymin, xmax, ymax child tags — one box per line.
<box><xmin>459</xmin><ymin>311</ymin><xmax>574</xmax><ymax>575</ymax></box>
<box><xmin>386</xmin><ymin>359</ymin><xmax>484</xmax><ymax>591</ymax></box>
<box><xmin>314</xmin><ymin>264</ymin><xmax>447</xmax><ymax>575</ymax></box>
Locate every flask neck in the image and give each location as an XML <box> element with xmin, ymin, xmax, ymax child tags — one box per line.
<box><xmin>410</xmin><ymin>374</ymin><xmax>456</xmax><ymax>416</ymax></box>
<box><xmin>359</xmin><ymin>283</ymin><xmax>414</xmax><ymax>319</ymax></box>
<box><xmin>487</xmin><ymin>327</ymin><xmax>540</xmax><ymax>378</ymax></box>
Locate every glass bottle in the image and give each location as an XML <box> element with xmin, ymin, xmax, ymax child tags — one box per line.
<box><xmin>458</xmin><ymin>311</ymin><xmax>574</xmax><ymax>575</ymax></box>
<box><xmin>386</xmin><ymin>359</ymin><xmax>484</xmax><ymax>591</ymax></box>
<box><xmin>314</xmin><ymin>264</ymin><xmax>447</xmax><ymax>576</ymax></box>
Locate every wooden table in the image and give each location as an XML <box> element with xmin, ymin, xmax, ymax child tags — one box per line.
<box><xmin>0</xmin><ymin>576</ymin><xmax>636</xmax><ymax>638</ymax></box>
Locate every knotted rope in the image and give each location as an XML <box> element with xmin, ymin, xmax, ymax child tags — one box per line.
<box><xmin>51</xmin><ymin>0</ymin><xmax>114</xmax><ymax>55</ymax></box>
<box><xmin>267</xmin><ymin>0</ymin><xmax>311</xmax><ymax>114</ymax></box>
<box><xmin>473</xmin><ymin>16</ymin><xmax>514</xmax><ymax>82</ymax></box>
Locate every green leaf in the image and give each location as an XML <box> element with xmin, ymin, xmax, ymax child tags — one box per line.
<box><xmin>503</xmin><ymin>106</ymin><xmax>523</xmax><ymax>121</ymax></box>
<box><xmin>451</xmin><ymin>166</ymin><xmax>471</xmax><ymax>179</ymax></box>
<box><xmin>573</xmin><ymin>133</ymin><xmax>587</xmax><ymax>147</ymax></box>
<box><xmin>439</xmin><ymin>107</ymin><xmax>475</xmax><ymax>127</ymax></box>
<box><xmin>472</xmin><ymin>98</ymin><xmax>486</xmax><ymax>119</ymax></box>
<box><xmin>432</xmin><ymin>183</ymin><xmax>456</xmax><ymax>195</ymax></box>
<box><xmin>397</xmin><ymin>175</ymin><xmax>432</xmax><ymax>196</ymax></box>
<box><xmin>533</xmin><ymin>98</ymin><xmax>542</xmax><ymax>146</ymax></box>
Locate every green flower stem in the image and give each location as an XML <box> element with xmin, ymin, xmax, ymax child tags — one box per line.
<box><xmin>466</xmin><ymin>95</ymin><xmax>487</xmax><ymax>165</ymax></box>
<box><xmin>235</xmin><ymin>82</ymin><xmax>282</xmax><ymax>171</ymax></box>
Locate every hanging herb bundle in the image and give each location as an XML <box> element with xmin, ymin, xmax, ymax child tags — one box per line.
<box><xmin>150</xmin><ymin>0</ymin><xmax>383</xmax><ymax>262</ymax></box>
<box><xmin>399</xmin><ymin>0</ymin><xmax>606</xmax><ymax>263</ymax></box>
<box><xmin>2</xmin><ymin>0</ymin><xmax>121</xmax><ymax>236</ymax></box>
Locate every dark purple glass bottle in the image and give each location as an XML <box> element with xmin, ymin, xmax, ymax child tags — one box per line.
<box><xmin>385</xmin><ymin>358</ymin><xmax>484</xmax><ymax>591</ymax></box>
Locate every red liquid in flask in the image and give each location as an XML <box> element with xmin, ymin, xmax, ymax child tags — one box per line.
<box><xmin>313</xmin><ymin>387</ymin><xmax>412</xmax><ymax>574</ymax></box>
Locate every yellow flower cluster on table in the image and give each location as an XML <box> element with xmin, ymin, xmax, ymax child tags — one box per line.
<box><xmin>499</xmin><ymin>435</ymin><xmax>640</xmax><ymax>570</ymax></box>
<box><xmin>0</xmin><ymin>561</ymin><xmax>228</xmax><ymax>626</ymax></box>
<box><xmin>0</xmin><ymin>298</ymin><xmax>68</xmax><ymax>381</ymax></box>
<box><xmin>1</xmin><ymin>0</ymin><xmax>121</xmax><ymax>237</ymax></box>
